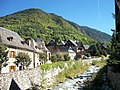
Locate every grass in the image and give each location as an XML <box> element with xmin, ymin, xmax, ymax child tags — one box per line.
<box><xmin>52</xmin><ymin>60</ymin><xmax>88</xmax><ymax>86</ymax></box>
<box><xmin>91</xmin><ymin>60</ymin><xmax>107</xmax><ymax>67</ymax></box>
<box><xmin>41</xmin><ymin>59</ymin><xmax>107</xmax><ymax>89</ymax></box>
<box><xmin>40</xmin><ymin>61</ymin><xmax>67</xmax><ymax>70</ymax></box>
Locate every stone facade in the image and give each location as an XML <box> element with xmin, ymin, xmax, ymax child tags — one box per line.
<box><xmin>0</xmin><ymin>27</ymin><xmax>51</xmax><ymax>73</ymax></box>
<box><xmin>0</xmin><ymin>67</ymin><xmax>62</xmax><ymax>90</ymax></box>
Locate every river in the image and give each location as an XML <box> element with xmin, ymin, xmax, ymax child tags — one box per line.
<box><xmin>51</xmin><ymin>65</ymin><xmax>100</xmax><ymax>90</ymax></box>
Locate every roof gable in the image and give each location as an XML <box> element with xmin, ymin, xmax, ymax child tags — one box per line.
<box><xmin>0</xmin><ymin>27</ymin><xmax>33</xmax><ymax>51</ymax></box>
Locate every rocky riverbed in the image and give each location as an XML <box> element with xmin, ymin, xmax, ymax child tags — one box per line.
<box><xmin>51</xmin><ymin>65</ymin><xmax>112</xmax><ymax>90</ymax></box>
<box><xmin>50</xmin><ymin>65</ymin><xmax>98</xmax><ymax>90</ymax></box>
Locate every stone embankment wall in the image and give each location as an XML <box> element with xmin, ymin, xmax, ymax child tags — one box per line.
<box><xmin>107</xmin><ymin>66</ymin><xmax>120</xmax><ymax>90</ymax></box>
<box><xmin>0</xmin><ymin>67</ymin><xmax>62</xmax><ymax>90</ymax></box>
<box><xmin>0</xmin><ymin>57</ymin><xmax>105</xmax><ymax>90</ymax></box>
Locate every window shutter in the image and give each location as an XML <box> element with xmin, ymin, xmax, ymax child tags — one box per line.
<box><xmin>10</xmin><ymin>51</ymin><xmax>13</xmax><ymax>58</ymax></box>
<box><xmin>13</xmin><ymin>51</ymin><xmax>16</xmax><ymax>58</ymax></box>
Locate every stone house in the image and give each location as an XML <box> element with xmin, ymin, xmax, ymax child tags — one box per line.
<box><xmin>46</xmin><ymin>40</ymin><xmax>60</xmax><ymax>54</ymax></box>
<box><xmin>46</xmin><ymin>40</ymin><xmax>86</xmax><ymax>60</ymax></box>
<box><xmin>46</xmin><ymin>40</ymin><xmax>76</xmax><ymax>60</ymax></box>
<box><xmin>36</xmin><ymin>39</ymin><xmax>51</xmax><ymax>63</ymax></box>
<box><xmin>65</xmin><ymin>40</ymin><xmax>85</xmax><ymax>59</ymax></box>
<box><xmin>0</xmin><ymin>27</ymin><xmax>50</xmax><ymax>73</ymax></box>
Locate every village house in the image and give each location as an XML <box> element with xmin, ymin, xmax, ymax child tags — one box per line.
<box><xmin>46</xmin><ymin>40</ymin><xmax>87</xmax><ymax>60</ymax></box>
<box><xmin>46</xmin><ymin>40</ymin><xmax>76</xmax><ymax>60</ymax></box>
<box><xmin>36</xmin><ymin>39</ymin><xmax>51</xmax><ymax>64</ymax></box>
<box><xmin>0</xmin><ymin>27</ymin><xmax>50</xmax><ymax>73</ymax></box>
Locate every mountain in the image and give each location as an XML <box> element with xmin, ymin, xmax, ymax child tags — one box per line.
<box><xmin>0</xmin><ymin>8</ymin><xmax>111</xmax><ymax>44</ymax></box>
<box><xmin>80</xmin><ymin>26</ymin><xmax>112</xmax><ymax>42</ymax></box>
<box><xmin>66</xmin><ymin>21</ymin><xmax>112</xmax><ymax>42</ymax></box>
<box><xmin>0</xmin><ymin>8</ymin><xmax>95</xmax><ymax>44</ymax></box>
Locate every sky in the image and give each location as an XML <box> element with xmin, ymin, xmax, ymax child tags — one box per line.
<box><xmin>0</xmin><ymin>0</ymin><xmax>115</xmax><ymax>35</ymax></box>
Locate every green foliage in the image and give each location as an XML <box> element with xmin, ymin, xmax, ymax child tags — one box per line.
<box><xmin>80</xmin><ymin>26</ymin><xmax>112</xmax><ymax>42</ymax></box>
<box><xmin>0</xmin><ymin>8</ymin><xmax>95</xmax><ymax>44</ymax></box>
<box><xmin>107</xmin><ymin>32</ymin><xmax>120</xmax><ymax>72</ymax></box>
<box><xmin>92</xmin><ymin>60</ymin><xmax>106</xmax><ymax>67</ymax></box>
<box><xmin>0</xmin><ymin>43</ymin><xmax>8</xmax><ymax>71</ymax></box>
<box><xmin>40</xmin><ymin>61</ymin><xmax>65</xmax><ymax>70</ymax></box>
<box><xmin>15</xmin><ymin>52</ymin><xmax>31</xmax><ymax>69</ymax></box>
<box><xmin>51</xmin><ymin>53</ymin><xmax>70</xmax><ymax>62</ymax></box>
<box><xmin>54</xmin><ymin>60</ymin><xmax>88</xmax><ymax>85</ymax></box>
<box><xmin>88</xmin><ymin>42</ymin><xmax>107</xmax><ymax>56</ymax></box>
<box><xmin>64</xmin><ymin>54</ymin><xmax>70</xmax><ymax>61</ymax></box>
<box><xmin>40</xmin><ymin>63</ymin><xmax>52</xmax><ymax>71</ymax></box>
<box><xmin>39</xmin><ymin>53</ymin><xmax>47</xmax><ymax>63</ymax></box>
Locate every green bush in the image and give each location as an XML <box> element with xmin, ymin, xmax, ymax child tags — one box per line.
<box><xmin>64</xmin><ymin>54</ymin><xmax>70</xmax><ymax>61</ymax></box>
<box><xmin>51</xmin><ymin>53</ymin><xmax>70</xmax><ymax>62</ymax></box>
<box><xmin>92</xmin><ymin>60</ymin><xmax>106</xmax><ymax>67</ymax></box>
<box><xmin>54</xmin><ymin>60</ymin><xmax>88</xmax><ymax>85</ymax></box>
<box><xmin>51</xmin><ymin>54</ymin><xmax>58</xmax><ymax>62</ymax></box>
<box><xmin>40</xmin><ymin>61</ymin><xmax>65</xmax><ymax>70</ymax></box>
<box><xmin>40</xmin><ymin>63</ymin><xmax>52</xmax><ymax>70</ymax></box>
<box><xmin>92</xmin><ymin>60</ymin><xmax>97</xmax><ymax>66</ymax></box>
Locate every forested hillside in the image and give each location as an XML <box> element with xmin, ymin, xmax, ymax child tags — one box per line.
<box><xmin>67</xmin><ymin>21</ymin><xmax>111</xmax><ymax>42</ymax></box>
<box><xmin>0</xmin><ymin>8</ymin><xmax>111</xmax><ymax>44</ymax></box>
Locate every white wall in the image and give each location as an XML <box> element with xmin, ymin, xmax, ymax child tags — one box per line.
<box><xmin>1</xmin><ymin>47</ymin><xmax>34</xmax><ymax>73</ymax></box>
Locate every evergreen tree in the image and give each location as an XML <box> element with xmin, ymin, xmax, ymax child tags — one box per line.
<box><xmin>107</xmin><ymin>31</ymin><xmax>120</xmax><ymax>72</ymax></box>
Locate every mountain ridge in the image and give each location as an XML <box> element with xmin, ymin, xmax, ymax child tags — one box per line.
<box><xmin>66</xmin><ymin>20</ymin><xmax>111</xmax><ymax>42</ymax></box>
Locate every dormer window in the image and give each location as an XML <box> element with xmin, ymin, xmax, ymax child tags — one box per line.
<box><xmin>7</xmin><ymin>36</ymin><xmax>13</xmax><ymax>41</ymax></box>
<box><xmin>21</xmin><ymin>41</ymin><xmax>25</xmax><ymax>45</ymax></box>
<box><xmin>35</xmin><ymin>46</ymin><xmax>38</xmax><ymax>49</ymax></box>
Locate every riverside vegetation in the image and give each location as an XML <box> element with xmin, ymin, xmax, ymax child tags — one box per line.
<box><xmin>40</xmin><ymin>60</ymin><xmax>88</xmax><ymax>89</ymax></box>
<box><xmin>39</xmin><ymin>59</ymin><xmax>107</xmax><ymax>89</ymax></box>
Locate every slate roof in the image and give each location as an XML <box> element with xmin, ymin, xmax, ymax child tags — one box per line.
<box><xmin>76</xmin><ymin>42</ymin><xmax>84</xmax><ymax>47</ymax></box>
<box><xmin>36</xmin><ymin>40</ymin><xmax>49</xmax><ymax>52</ymax></box>
<box><xmin>46</xmin><ymin>40</ymin><xmax>57</xmax><ymax>46</ymax></box>
<box><xmin>83</xmin><ymin>45</ymin><xmax>90</xmax><ymax>50</ymax></box>
<box><xmin>65</xmin><ymin>40</ymin><xmax>77</xmax><ymax>47</ymax></box>
<box><xmin>69</xmin><ymin>40</ymin><xmax>77</xmax><ymax>46</ymax></box>
<box><xmin>0</xmin><ymin>27</ymin><xmax>34</xmax><ymax>51</ymax></box>
<box><xmin>58</xmin><ymin>45</ymin><xmax>75</xmax><ymax>53</ymax></box>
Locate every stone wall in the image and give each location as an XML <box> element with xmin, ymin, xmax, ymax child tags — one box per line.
<box><xmin>0</xmin><ymin>58</ymin><xmax>105</xmax><ymax>90</ymax></box>
<box><xmin>0</xmin><ymin>67</ymin><xmax>62</xmax><ymax>90</ymax></box>
<box><xmin>107</xmin><ymin>66</ymin><xmax>120</xmax><ymax>90</ymax></box>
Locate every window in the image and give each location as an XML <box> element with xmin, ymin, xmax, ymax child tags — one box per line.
<box><xmin>10</xmin><ymin>51</ymin><xmax>16</xmax><ymax>58</ymax></box>
<box><xmin>7</xmin><ymin>36</ymin><xmax>13</xmax><ymax>41</ymax></box>
<box><xmin>21</xmin><ymin>41</ymin><xmax>25</xmax><ymax>45</ymax></box>
<box><xmin>9</xmin><ymin>66</ymin><xmax>16</xmax><ymax>72</ymax></box>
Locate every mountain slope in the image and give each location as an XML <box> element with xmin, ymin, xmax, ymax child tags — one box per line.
<box><xmin>0</xmin><ymin>8</ymin><xmax>94</xmax><ymax>44</ymax></box>
<box><xmin>0</xmin><ymin>8</ymin><xmax>111</xmax><ymax>44</ymax></box>
<box><xmin>66</xmin><ymin>21</ymin><xmax>112</xmax><ymax>42</ymax></box>
<box><xmin>80</xmin><ymin>26</ymin><xmax>111</xmax><ymax>42</ymax></box>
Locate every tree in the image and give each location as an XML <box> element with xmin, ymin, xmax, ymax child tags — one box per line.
<box><xmin>39</xmin><ymin>53</ymin><xmax>47</xmax><ymax>63</ymax></box>
<box><xmin>107</xmin><ymin>32</ymin><xmax>120</xmax><ymax>72</ymax></box>
<box><xmin>15</xmin><ymin>52</ymin><xmax>31</xmax><ymax>70</ymax></box>
<box><xmin>0</xmin><ymin>43</ymin><xmax>8</xmax><ymax>73</ymax></box>
<box><xmin>64</xmin><ymin>54</ymin><xmax>70</xmax><ymax>61</ymax></box>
